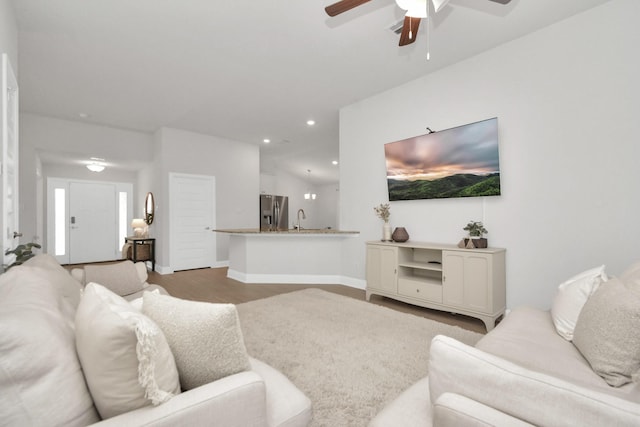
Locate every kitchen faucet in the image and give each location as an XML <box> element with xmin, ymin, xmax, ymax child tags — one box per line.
<box><xmin>296</xmin><ymin>209</ymin><xmax>306</xmax><ymax>231</ymax></box>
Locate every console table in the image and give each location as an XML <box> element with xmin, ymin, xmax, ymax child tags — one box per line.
<box><xmin>365</xmin><ymin>241</ymin><xmax>506</xmax><ymax>331</ymax></box>
<box><xmin>125</xmin><ymin>237</ymin><xmax>155</xmax><ymax>271</ymax></box>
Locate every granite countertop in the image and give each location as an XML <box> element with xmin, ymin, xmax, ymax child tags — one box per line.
<box><xmin>213</xmin><ymin>228</ymin><xmax>359</xmax><ymax>235</ymax></box>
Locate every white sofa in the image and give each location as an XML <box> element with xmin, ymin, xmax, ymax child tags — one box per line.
<box><xmin>70</xmin><ymin>260</ymin><xmax>168</xmax><ymax>301</ymax></box>
<box><xmin>0</xmin><ymin>254</ymin><xmax>311</xmax><ymax>427</ymax></box>
<box><xmin>371</xmin><ymin>262</ymin><xmax>640</xmax><ymax>427</ymax></box>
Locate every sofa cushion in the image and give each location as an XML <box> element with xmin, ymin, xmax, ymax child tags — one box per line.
<box><xmin>550</xmin><ymin>265</ymin><xmax>607</xmax><ymax>341</ymax></box>
<box><xmin>75</xmin><ymin>283</ymin><xmax>181</xmax><ymax>419</ymax></box>
<box><xmin>143</xmin><ymin>292</ymin><xmax>251</xmax><ymax>391</ymax></box>
<box><xmin>477</xmin><ymin>306</ymin><xmax>613</xmax><ymax>391</ymax></box>
<box><xmin>573</xmin><ymin>277</ymin><xmax>640</xmax><ymax>387</ymax></box>
<box><xmin>429</xmin><ymin>335</ymin><xmax>640</xmax><ymax>427</ymax></box>
<box><xmin>73</xmin><ymin>261</ymin><xmax>149</xmax><ymax>286</ymax></box>
<box><xmin>0</xmin><ymin>262</ymin><xmax>99</xmax><ymax>426</ymax></box>
<box><xmin>84</xmin><ymin>260</ymin><xmax>145</xmax><ymax>296</ymax></box>
<box><xmin>25</xmin><ymin>253</ymin><xmax>83</xmax><ymax>309</ymax></box>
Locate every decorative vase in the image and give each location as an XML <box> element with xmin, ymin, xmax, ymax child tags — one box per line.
<box><xmin>382</xmin><ymin>222</ymin><xmax>392</xmax><ymax>241</ymax></box>
<box><xmin>472</xmin><ymin>237</ymin><xmax>488</xmax><ymax>248</ymax></box>
<box><xmin>392</xmin><ymin>227</ymin><xmax>409</xmax><ymax>242</ymax></box>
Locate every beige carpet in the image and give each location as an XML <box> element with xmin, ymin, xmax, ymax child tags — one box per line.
<box><xmin>237</xmin><ymin>288</ymin><xmax>482</xmax><ymax>426</ymax></box>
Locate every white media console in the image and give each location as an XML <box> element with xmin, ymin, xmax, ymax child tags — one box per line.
<box><xmin>365</xmin><ymin>241</ymin><xmax>506</xmax><ymax>331</ymax></box>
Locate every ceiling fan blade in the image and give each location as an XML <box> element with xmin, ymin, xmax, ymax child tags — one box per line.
<box><xmin>398</xmin><ymin>16</ymin><xmax>421</xmax><ymax>46</ymax></box>
<box><xmin>325</xmin><ymin>0</ymin><xmax>371</xmax><ymax>17</ymax></box>
<box><xmin>488</xmin><ymin>0</ymin><xmax>512</xmax><ymax>4</ymax></box>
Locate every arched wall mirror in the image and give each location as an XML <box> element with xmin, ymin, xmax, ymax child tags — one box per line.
<box><xmin>144</xmin><ymin>192</ymin><xmax>155</xmax><ymax>225</ymax></box>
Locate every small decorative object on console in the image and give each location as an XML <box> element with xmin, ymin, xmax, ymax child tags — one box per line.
<box><xmin>461</xmin><ymin>220</ymin><xmax>488</xmax><ymax>248</ymax></box>
<box><xmin>374</xmin><ymin>203</ymin><xmax>392</xmax><ymax>241</ymax></box>
<box><xmin>392</xmin><ymin>227</ymin><xmax>409</xmax><ymax>242</ymax></box>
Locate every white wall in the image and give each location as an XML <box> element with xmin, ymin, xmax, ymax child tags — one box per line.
<box><xmin>155</xmin><ymin>127</ymin><xmax>259</xmax><ymax>269</ymax></box>
<box><xmin>340</xmin><ymin>0</ymin><xmax>640</xmax><ymax>309</ymax></box>
<box><xmin>316</xmin><ymin>183</ymin><xmax>339</xmax><ymax>229</ymax></box>
<box><xmin>0</xmin><ymin>0</ymin><xmax>18</xmax><ymax>68</ymax></box>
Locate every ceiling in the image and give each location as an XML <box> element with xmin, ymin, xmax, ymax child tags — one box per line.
<box><xmin>11</xmin><ymin>0</ymin><xmax>610</xmax><ymax>185</ymax></box>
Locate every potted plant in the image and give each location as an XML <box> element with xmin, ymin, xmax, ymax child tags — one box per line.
<box><xmin>463</xmin><ymin>221</ymin><xmax>488</xmax><ymax>248</ymax></box>
<box><xmin>374</xmin><ymin>203</ymin><xmax>392</xmax><ymax>241</ymax></box>
<box><xmin>3</xmin><ymin>242</ymin><xmax>42</xmax><ymax>272</ymax></box>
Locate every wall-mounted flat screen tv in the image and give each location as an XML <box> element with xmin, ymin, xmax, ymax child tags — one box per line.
<box><xmin>384</xmin><ymin>117</ymin><xmax>501</xmax><ymax>201</ymax></box>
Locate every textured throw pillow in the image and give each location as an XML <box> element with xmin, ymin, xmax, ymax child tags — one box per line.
<box><xmin>572</xmin><ymin>277</ymin><xmax>640</xmax><ymax>387</ymax></box>
<box><xmin>84</xmin><ymin>260</ymin><xmax>145</xmax><ymax>296</ymax></box>
<box><xmin>143</xmin><ymin>292</ymin><xmax>251</xmax><ymax>391</ymax></box>
<box><xmin>75</xmin><ymin>283</ymin><xmax>180</xmax><ymax>419</ymax></box>
<box><xmin>550</xmin><ymin>265</ymin><xmax>608</xmax><ymax>341</ymax></box>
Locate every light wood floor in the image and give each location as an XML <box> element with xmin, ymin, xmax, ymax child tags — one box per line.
<box><xmin>144</xmin><ymin>266</ymin><xmax>487</xmax><ymax>334</ymax></box>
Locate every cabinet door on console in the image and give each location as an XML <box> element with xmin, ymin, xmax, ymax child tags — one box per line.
<box><xmin>366</xmin><ymin>245</ymin><xmax>398</xmax><ymax>293</ymax></box>
<box><xmin>442</xmin><ymin>251</ymin><xmax>490</xmax><ymax>313</ymax></box>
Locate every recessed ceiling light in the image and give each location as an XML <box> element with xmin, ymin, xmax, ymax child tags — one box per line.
<box><xmin>306</xmin><ymin>120</ymin><xmax>315</xmax><ymax>126</ymax></box>
<box><xmin>78</xmin><ymin>112</ymin><xmax>91</xmax><ymax>119</ymax></box>
<box><xmin>263</xmin><ymin>138</ymin><xmax>271</xmax><ymax>143</ymax></box>
<box><xmin>332</xmin><ymin>160</ymin><xmax>339</xmax><ymax>165</ymax></box>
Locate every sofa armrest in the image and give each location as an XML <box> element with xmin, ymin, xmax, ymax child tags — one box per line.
<box><xmin>91</xmin><ymin>370</ymin><xmax>267</xmax><ymax>427</ymax></box>
<box><xmin>368</xmin><ymin>377</ymin><xmax>431</xmax><ymax>427</ymax></box>
<box><xmin>429</xmin><ymin>335</ymin><xmax>640</xmax><ymax>427</ymax></box>
<box><xmin>433</xmin><ymin>393</ymin><xmax>534</xmax><ymax>427</ymax></box>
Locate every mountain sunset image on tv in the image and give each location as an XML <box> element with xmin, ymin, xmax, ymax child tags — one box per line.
<box><xmin>385</xmin><ymin>118</ymin><xmax>501</xmax><ymax>201</ymax></box>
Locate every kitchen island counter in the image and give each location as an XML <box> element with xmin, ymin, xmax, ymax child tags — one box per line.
<box><xmin>214</xmin><ymin>228</ymin><xmax>359</xmax><ymax>235</ymax></box>
<box><xmin>213</xmin><ymin>228</ymin><xmax>360</xmax><ymax>284</ymax></box>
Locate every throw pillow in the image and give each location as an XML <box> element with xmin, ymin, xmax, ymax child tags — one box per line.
<box><xmin>75</xmin><ymin>283</ymin><xmax>180</xmax><ymax>419</ymax></box>
<box><xmin>0</xmin><ymin>263</ymin><xmax>100</xmax><ymax>426</ymax></box>
<box><xmin>143</xmin><ymin>292</ymin><xmax>251</xmax><ymax>391</ymax></box>
<box><xmin>25</xmin><ymin>253</ymin><xmax>82</xmax><ymax>309</ymax></box>
<box><xmin>550</xmin><ymin>265</ymin><xmax>607</xmax><ymax>341</ymax></box>
<box><xmin>572</xmin><ymin>277</ymin><xmax>640</xmax><ymax>387</ymax></box>
<box><xmin>84</xmin><ymin>260</ymin><xmax>144</xmax><ymax>296</ymax></box>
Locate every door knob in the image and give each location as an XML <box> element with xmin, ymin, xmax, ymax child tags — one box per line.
<box><xmin>13</xmin><ymin>231</ymin><xmax>22</xmax><ymax>239</ymax></box>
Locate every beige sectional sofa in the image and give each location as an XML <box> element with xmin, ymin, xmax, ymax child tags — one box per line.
<box><xmin>0</xmin><ymin>254</ymin><xmax>311</xmax><ymax>427</ymax></box>
<box><xmin>371</xmin><ymin>262</ymin><xmax>640</xmax><ymax>426</ymax></box>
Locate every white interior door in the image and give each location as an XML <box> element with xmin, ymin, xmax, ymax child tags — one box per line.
<box><xmin>69</xmin><ymin>182</ymin><xmax>117</xmax><ymax>263</ymax></box>
<box><xmin>1</xmin><ymin>53</ymin><xmax>19</xmax><ymax>266</ymax></box>
<box><xmin>170</xmin><ymin>173</ymin><xmax>215</xmax><ymax>271</ymax></box>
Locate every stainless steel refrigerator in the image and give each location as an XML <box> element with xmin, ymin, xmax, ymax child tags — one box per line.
<box><xmin>260</xmin><ymin>194</ymin><xmax>289</xmax><ymax>231</ymax></box>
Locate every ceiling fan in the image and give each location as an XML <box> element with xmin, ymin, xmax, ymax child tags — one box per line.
<box><xmin>325</xmin><ymin>0</ymin><xmax>512</xmax><ymax>47</ymax></box>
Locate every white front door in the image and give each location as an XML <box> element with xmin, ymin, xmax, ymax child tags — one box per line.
<box><xmin>47</xmin><ymin>178</ymin><xmax>132</xmax><ymax>265</ymax></box>
<box><xmin>69</xmin><ymin>182</ymin><xmax>117</xmax><ymax>263</ymax></box>
<box><xmin>1</xmin><ymin>54</ymin><xmax>20</xmax><ymax>266</ymax></box>
<box><xmin>170</xmin><ymin>173</ymin><xmax>215</xmax><ymax>271</ymax></box>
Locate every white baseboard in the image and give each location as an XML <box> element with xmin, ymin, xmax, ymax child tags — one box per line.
<box><xmin>212</xmin><ymin>260</ymin><xmax>230</xmax><ymax>268</ymax></box>
<box><xmin>154</xmin><ymin>265</ymin><xmax>173</xmax><ymax>275</ymax></box>
<box><xmin>227</xmin><ymin>269</ymin><xmax>366</xmax><ymax>290</ymax></box>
